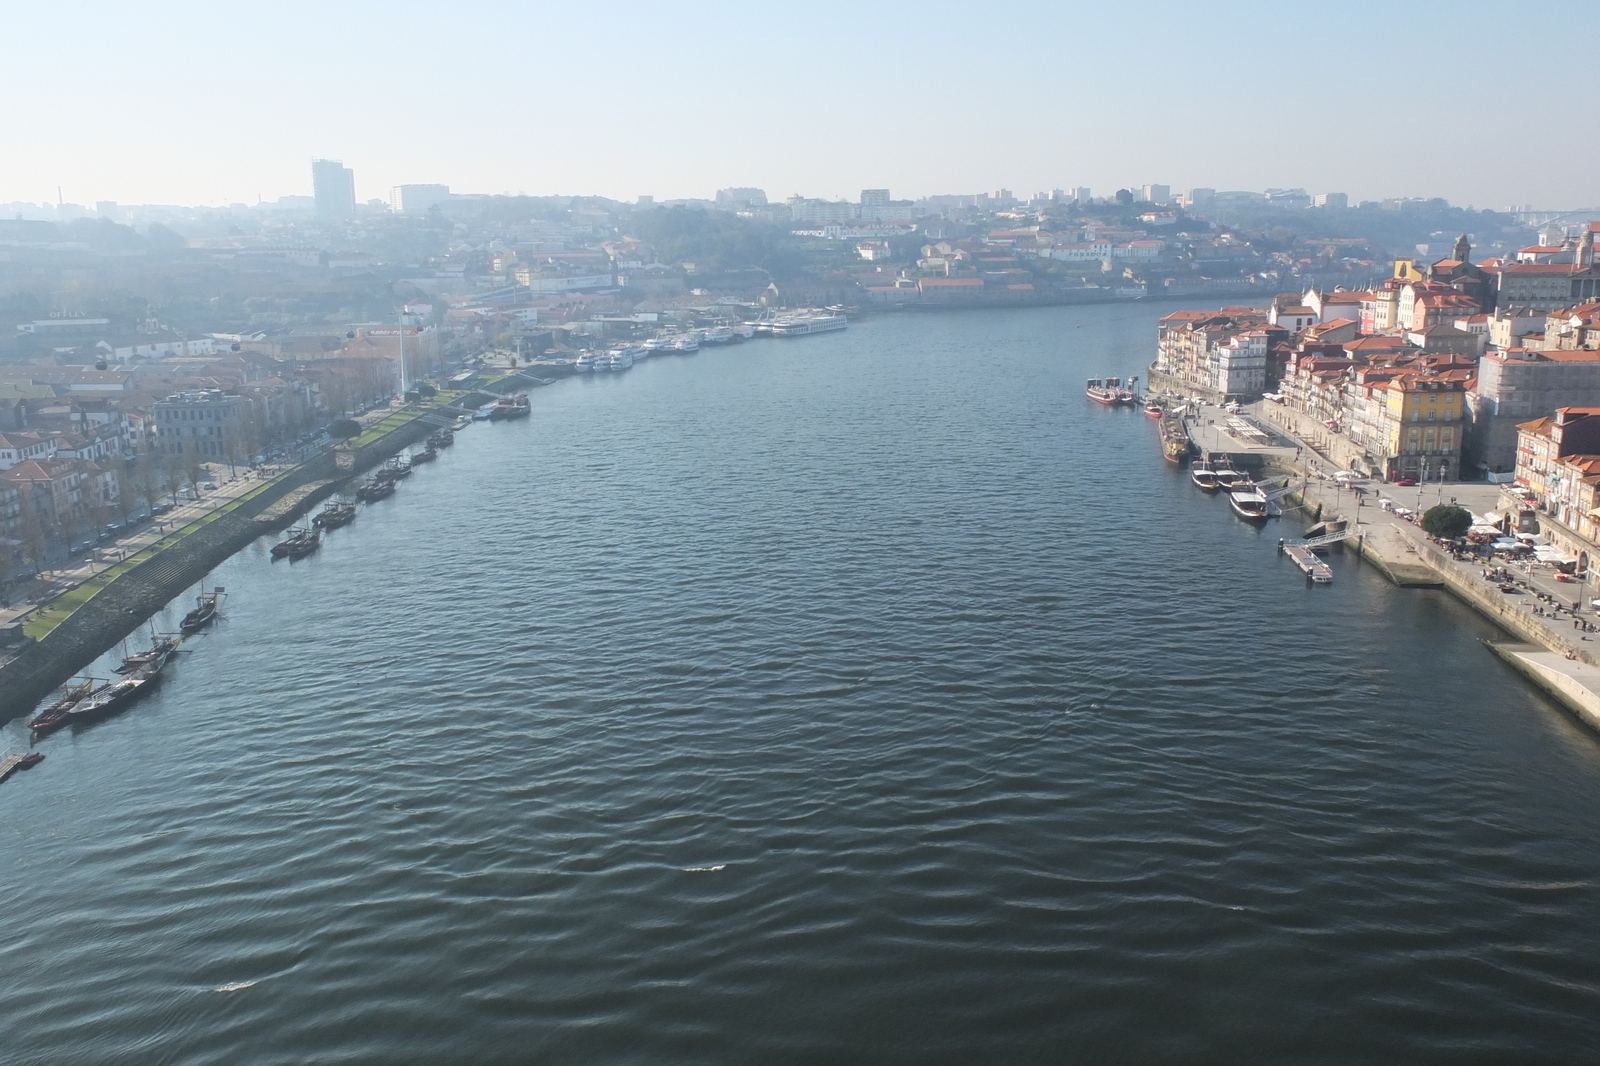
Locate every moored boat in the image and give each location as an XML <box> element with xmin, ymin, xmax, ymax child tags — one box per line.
<box><xmin>27</xmin><ymin>680</ymin><xmax>96</xmax><ymax>736</ymax></box>
<box><xmin>116</xmin><ymin>636</ymin><xmax>180</xmax><ymax>674</ymax></box>
<box><xmin>768</xmin><ymin>312</ymin><xmax>847</xmax><ymax>336</ymax></box>
<box><xmin>1143</xmin><ymin>400</ymin><xmax>1163</xmax><ymax>418</ymax></box>
<box><xmin>410</xmin><ymin>446</ymin><xmax>437</xmax><ymax>465</ymax></box>
<box><xmin>270</xmin><ymin>526</ymin><xmax>321</xmax><ymax>560</ymax></box>
<box><xmin>1190</xmin><ymin>458</ymin><xmax>1220</xmax><ymax>491</ymax></box>
<box><xmin>180</xmin><ymin>586</ymin><xmax>223</xmax><ymax>634</ymax></box>
<box><xmin>1086</xmin><ymin>377</ymin><xmax>1129</xmax><ymax>404</ymax></box>
<box><xmin>489</xmin><ymin>393</ymin><xmax>531</xmax><ymax>419</ymax></box>
<box><xmin>314</xmin><ymin>500</ymin><xmax>357</xmax><ymax>529</ymax></box>
<box><xmin>1159</xmin><ymin>414</ymin><xmax>1189</xmax><ymax>463</ymax></box>
<box><xmin>427</xmin><ymin>429</ymin><xmax>454</xmax><ymax>449</ymax></box>
<box><xmin>354</xmin><ymin>475</ymin><xmax>395</xmax><ymax>502</ymax></box>
<box><xmin>1212</xmin><ymin>459</ymin><xmax>1247</xmax><ymax>490</ymax></box>
<box><xmin>1227</xmin><ymin>482</ymin><xmax>1272</xmax><ymax>521</ymax></box>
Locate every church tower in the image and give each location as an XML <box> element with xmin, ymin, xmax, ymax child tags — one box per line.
<box><xmin>1452</xmin><ymin>233</ymin><xmax>1471</xmax><ymax>263</ymax></box>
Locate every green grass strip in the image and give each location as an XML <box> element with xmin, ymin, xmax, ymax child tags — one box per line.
<box><xmin>22</xmin><ymin>473</ymin><xmax>286</xmax><ymax>640</ymax></box>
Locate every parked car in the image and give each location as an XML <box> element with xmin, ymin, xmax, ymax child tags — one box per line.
<box><xmin>151</xmin><ymin>503</ymin><xmax>174</xmax><ymax>516</ymax></box>
<box><xmin>201</xmin><ymin>482</ymin><xmax>218</xmax><ymax>491</ymax></box>
<box><xmin>1392</xmin><ymin>477</ymin><xmax>1417</xmax><ymax>486</ymax></box>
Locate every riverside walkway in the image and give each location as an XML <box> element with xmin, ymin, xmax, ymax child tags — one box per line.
<box><xmin>0</xmin><ymin>466</ymin><xmax>286</xmax><ymax>636</ymax></box>
<box><xmin>1250</xmin><ymin>399</ymin><xmax>1600</xmax><ymax>722</ymax></box>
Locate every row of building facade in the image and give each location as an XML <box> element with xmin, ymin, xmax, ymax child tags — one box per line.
<box><xmin>1153</xmin><ymin>225</ymin><xmax>1600</xmax><ymax>484</ymax></box>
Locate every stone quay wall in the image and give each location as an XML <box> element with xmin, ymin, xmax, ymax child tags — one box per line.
<box><xmin>0</xmin><ymin>399</ymin><xmax>478</xmax><ymax>722</ymax></box>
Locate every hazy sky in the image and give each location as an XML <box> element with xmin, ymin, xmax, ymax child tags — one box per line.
<box><xmin>4</xmin><ymin>0</ymin><xmax>1596</xmax><ymax>210</ymax></box>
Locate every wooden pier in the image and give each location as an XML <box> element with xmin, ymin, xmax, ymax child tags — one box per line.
<box><xmin>0</xmin><ymin>752</ymin><xmax>31</xmax><ymax>785</ymax></box>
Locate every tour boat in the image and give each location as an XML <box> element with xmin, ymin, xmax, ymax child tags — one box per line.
<box><xmin>410</xmin><ymin>445</ymin><xmax>437</xmax><ymax>465</ymax></box>
<box><xmin>573</xmin><ymin>352</ymin><xmax>600</xmax><ymax>372</ymax></box>
<box><xmin>670</xmin><ymin>334</ymin><xmax>700</xmax><ymax>352</ymax></box>
<box><xmin>1190</xmin><ymin>458</ymin><xmax>1220</xmax><ymax>491</ymax></box>
<box><xmin>606</xmin><ymin>348</ymin><xmax>635</xmax><ymax>371</ymax></box>
<box><xmin>1159</xmin><ymin>415</ymin><xmax>1190</xmax><ymax>463</ymax></box>
<box><xmin>1227</xmin><ymin>482</ymin><xmax>1272</xmax><ymax>521</ymax></box>
<box><xmin>489</xmin><ymin>393</ymin><xmax>531</xmax><ymax>419</ymax></box>
<box><xmin>1086</xmin><ymin>377</ymin><xmax>1129</xmax><ymax>405</ymax></box>
<box><xmin>701</xmin><ymin>326</ymin><xmax>735</xmax><ymax>345</ymax></box>
<box><xmin>769</xmin><ymin>313</ymin><xmax>847</xmax><ymax>336</ymax></box>
<box><xmin>1212</xmin><ymin>460</ymin><xmax>1247</xmax><ymax>490</ymax></box>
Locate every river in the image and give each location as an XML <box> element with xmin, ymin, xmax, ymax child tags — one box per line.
<box><xmin>5</xmin><ymin>304</ymin><xmax>1600</xmax><ymax>1064</ymax></box>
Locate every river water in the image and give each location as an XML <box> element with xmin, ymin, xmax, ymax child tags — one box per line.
<box><xmin>5</xmin><ymin>304</ymin><xmax>1600</xmax><ymax>1064</ymax></box>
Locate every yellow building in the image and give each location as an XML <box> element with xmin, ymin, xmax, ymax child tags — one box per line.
<box><xmin>1392</xmin><ymin>257</ymin><xmax>1425</xmax><ymax>283</ymax></box>
<box><xmin>1379</xmin><ymin>375</ymin><xmax>1467</xmax><ymax>482</ymax></box>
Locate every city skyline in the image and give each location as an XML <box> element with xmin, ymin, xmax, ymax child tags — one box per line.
<box><xmin>4</xmin><ymin>0</ymin><xmax>1598</xmax><ymax>209</ymax></box>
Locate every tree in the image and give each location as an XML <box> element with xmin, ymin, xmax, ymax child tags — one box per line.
<box><xmin>183</xmin><ymin>439</ymin><xmax>205</xmax><ymax>499</ymax></box>
<box><xmin>133</xmin><ymin>441</ymin><xmax>161</xmax><ymax>513</ymax></box>
<box><xmin>1421</xmin><ymin>504</ymin><xmax>1472</xmax><ymax>539</ymax></box>
<box><xmin>328</xmin><ymin>418</ymin><xmax>362</xmax><ymax>441</ymax></box>
<box><xmin>164</xmin><ymin>445</ymin><xmax>185</xmax><ymax>503</ymax></box>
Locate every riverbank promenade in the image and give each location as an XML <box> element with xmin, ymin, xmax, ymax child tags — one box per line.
<box><xmin>1255</xmin><ymin>400</ymin><xmax>1600</xmax><ymax>721</ymax></box>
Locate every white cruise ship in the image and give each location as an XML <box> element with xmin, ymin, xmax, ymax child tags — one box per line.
<box><xmin>700</xmin><ymin>326</ymin><xmax>735</xmax><ymax>345</ymax></box>
<box><xmin>769</xmin><ymin>312</ymin><xmax>848</xmax><ymax>337</ymax></box>
<box><xmin>573</xmin><ymin>352</ymin><xmax>600</xmax><ymax>372</ymax></box>
<box><xmin>606</xmin><ymin>347</ymin><xmax>635</xmax><ymax>371</ymax></box>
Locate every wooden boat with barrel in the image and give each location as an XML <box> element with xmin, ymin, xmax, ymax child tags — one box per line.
<box><xmin>27</xmin><ymin>680</ymin><xmax>95</xmax><ymax>737</ymax></box>
<box><xmin>270</xmin><ymin>526</ymin><xmax>321</xmax><ymax>561</ymax></box>
<box><xmin>116</xmin><ymin>635</ymin><xmax>180</xmax><ymax>674</ymax></box>
<box><xmin>1159</xmin><ymin>413</ymin><xmax>1190</xmax><ymax>463</ymax></box>
<box><xmin>181</xmin><ymin>586</ymin><xmax>223</xmax><ymax>634</ymax></box>
<box><xmin>314</xmin><ymin>499</ymin><xmax>357</xmax><ymax>530</ymax></box>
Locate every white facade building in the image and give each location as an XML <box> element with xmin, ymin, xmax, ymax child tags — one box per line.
<box><xmin>389</xmin><ymin>184</ymin><xmax>451</xmax><ymax>214</ymax></box>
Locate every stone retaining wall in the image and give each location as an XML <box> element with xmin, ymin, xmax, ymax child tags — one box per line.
<box><xmin>0</xmin><ymin>400</ymin><xmax>474</xmax><ymax>722</ymax></box>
